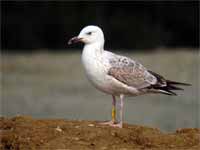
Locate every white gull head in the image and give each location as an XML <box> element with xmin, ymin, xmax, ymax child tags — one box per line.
<box><xmin>68</xmin><ymin>25</ymin><xmax>105</xmax><ymax>49</ymax></box>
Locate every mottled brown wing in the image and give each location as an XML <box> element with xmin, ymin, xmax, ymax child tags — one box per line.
<box><xmin>108</xmin><ymin>62</ymin><xmax>157</xmax><ymax>89</ymax></box>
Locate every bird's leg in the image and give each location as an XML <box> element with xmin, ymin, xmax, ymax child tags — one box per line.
<box><xmin>111</xmin><ymin>95</ymin><xmax>117</xmax><ymax>123</ymax></box>
<box><xmin>100</xmin><ymin>95</ymin><xmax>117</xmax><ymax>125</ymax></box>
<box><xmin>100</xmin><ymin>95</ymin><xmax>124</xmax><ymax>128</ymax></box>
<box><xmin>118</xmin><ymin>94</ymin><xmax>124</xmax><ymax>128</ymax></box>
<box><xmin>109</xmin><ymin>94</ymin><xmax>124</xmax><ymax>128</ymax></box>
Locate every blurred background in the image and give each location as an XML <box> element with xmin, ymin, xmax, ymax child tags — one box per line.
<box><xmin>1</xmin><ymin>1</ymin><xmax>199</xmax><ymax>132</ymax></box>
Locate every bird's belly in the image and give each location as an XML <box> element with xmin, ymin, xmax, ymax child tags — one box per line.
<box><xmin>82</xmin><ymin>57</ymin><xmax>118</xmax><ymax>95</ymax></box>
<box><xmin>84</xmin><ymin>62</ymin><xmax>112</xmax><ymax>93</ymax></box>
<box><xmin>88</xmin><ymin>73</ymin><xmax>137</xmax><ymax>96</ymax></box>
<box><xmin>83</xmin><ymin>64</ymin><xmax>132</xmax><ymax>95</ymax></box>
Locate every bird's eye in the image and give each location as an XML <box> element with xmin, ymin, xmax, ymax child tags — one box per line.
<box><xmin>86</xmin><ymin>32</ymin><xmax>92</xmax><ymax>35</ymax></box>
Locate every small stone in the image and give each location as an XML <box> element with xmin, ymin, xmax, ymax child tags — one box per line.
<box><xmin>88</xmin><ymin>124</ymin><xmax>95</xmax><ymax>127</ymax></box>
<box><xmin>74</xmin><ymin>137</ymin><xmax>79</xmax><ymax>141</ymax></box>
<box><xmin>55</xmin><ymin>126</ymin><xmax>62</xmax><ymax>132</ymax></box>
<box><xmin>75</xmin><ymin>125</ymin><xmax>80</xmax><ymax>128</ymax></box>
<box><xmin>111</xmin><ymin>132</ymin><xmax>117</xmax><ymax>136</ymax></box>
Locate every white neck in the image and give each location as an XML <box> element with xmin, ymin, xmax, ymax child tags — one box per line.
<box><xmin>83</xmin><ymin>41</ymin><xmax>104</xmax><ymax>53</ymax></box>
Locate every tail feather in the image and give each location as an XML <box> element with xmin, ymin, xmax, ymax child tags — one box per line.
<box><xmin>165</xmin><ymin>84</ymin><xmax>184</xmax><ymax>91</ymax></box>
<box><xmin>157</xmin><ymin>80</ymin><xmax>191</xmax><ymax>96</ymax></box>
<box><xmin>158</xmin><ymin>89</ymin><xmax>177</xmax><ymax>96</ymax></box>
<box><xmin>147</xmin><ymin>70</ymin><xmax>191</xmax><ymax>96</ymax></box>
<box><xmin>166</xmin><ymin>80</ymin><xmax>191</xmax><ymax>86</ymax></box>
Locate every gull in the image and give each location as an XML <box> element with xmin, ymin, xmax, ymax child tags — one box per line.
<box><xmin>68</xmin><ymin>25</ymin><xmax>190</xmax><ymax>128</ymax></box>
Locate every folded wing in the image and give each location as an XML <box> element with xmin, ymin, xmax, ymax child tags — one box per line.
<box><xmin>107</xmin><ymin>54</ymin><xmax>190</xmax><ymax>95</ymax></box>
<box><xmin>107</xmin><ymin>55</ymin><xmax>157</xmax><ymax>89</ymax></box>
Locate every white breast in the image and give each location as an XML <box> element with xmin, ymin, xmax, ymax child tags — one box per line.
<box><xmin>81</xmin><ymin>46</ymin><xmax>109</xmax><ymax>90</ymax></box>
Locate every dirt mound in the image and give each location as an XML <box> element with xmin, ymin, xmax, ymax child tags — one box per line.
<box><xmin>0</xmin><ymin>116</ymin><xmax>199</xmax><ymax>150</ymax></box>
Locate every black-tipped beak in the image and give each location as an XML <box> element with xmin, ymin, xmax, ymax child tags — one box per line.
<box><xmin>68</xmin><ymin>36</ymin><xmax>83</xmax><ymax>45</ymax></box>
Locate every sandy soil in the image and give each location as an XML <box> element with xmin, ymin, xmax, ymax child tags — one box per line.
<box><xmin>0</xmin><ymin>116</ymin><xmax>199</xmax><ymax>150</ymax></box>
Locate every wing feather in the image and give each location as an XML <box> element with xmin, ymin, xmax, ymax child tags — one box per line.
<box><xmin>107</xmin><ymin>54</ymin><xmax>157</xmax><ymax>89</ymax></box>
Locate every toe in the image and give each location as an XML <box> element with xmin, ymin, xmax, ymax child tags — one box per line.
<box><xmin>99</xmin><ymin>120</ymin><xmax>115</xmax><ymax>125</ymax></box>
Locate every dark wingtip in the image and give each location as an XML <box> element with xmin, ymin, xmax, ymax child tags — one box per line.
<box><xmin>166</xmin><ymin>80</ymin><xmax>191</xmax><ymax>86</ymax></box>
<box><xmin>160</xmin><ymin>89</ymin><xmax>177</xmax><ymax>96</ymax></box>
<box><xmin>167</xmin><ymin>85</ymin><xmax>184</xmax><ymax>90</ymax></box>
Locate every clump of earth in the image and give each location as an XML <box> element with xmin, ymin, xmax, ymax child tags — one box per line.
<box><xmin>0</xmin><ymin>116</ymin><xmax>199</xmax><ymax>150</ymax></box>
